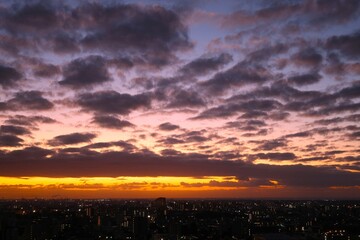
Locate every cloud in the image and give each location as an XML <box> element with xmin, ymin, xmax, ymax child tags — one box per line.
<box><xmin>179</xmin><ymin>53</ymin><xmax>232</xmax><ymax>76</ymax></box>
<box><xmin>201</xmin><ymin>62</ymin><xmax>272</xmax><ymax>95</ymax></box>
<box><xmin>158</xmin><ymin>137</ymin><xmax>185</xmax><ymax>145</ymax></box>
<box><xmin>158</xmin><ymin>122</ymin><xmax>180</xmax><ymax>131</ymax></box>
<box><xmin>85</xmin><ymin>140</ymin><xmax>137</xmax><ymax>152</ymax></box>
<box><xmin>0</xmin><ymin>134</ymin><xmax>23</xmax><ymax>147</ymax></box>
<box><xmin>239</xmin><ymin>110</ymin><xmax>268</xmax><ymax>119</ymax></box>
<box><xmin>254</xmin><ymin>152</ymin><xmax>297</xmax><ymax>161</ymax></box>
<box><xmin>77</xmin><ymin>91</ymin><xmax>151</xmax><ymax>115</ymax></box>
<box><xmin>6</xmin><ymin>146</ymin><xmax>54</xmax><ymax>161</ymax></box>
<box><xmin>91</xmin><ymin>115</ymin><xmax>134</xmax><ymax>129</ymax></box>
<box><xmin>166</xmin><ymin>89</ymin><xmax>206</xmax><ymax>108</ymax></box>
<box><xmin>0</xmin><ymin>147</ymin><xmax>359</xmax><ymax>188</ymax></box>
<box><xmin>225</xmin><ymin>120</ymin><xmax>267</xmax><ymax>132</ymax></box>
<box><xmin>349</xmin><ymin>131</ymin><xmax>360</xmax><ymax>140</ymax></box>
<box><xmin>292</xmin><ymin>48</ymin><xmax>322</xmax><ymax>68</ymax></box>
<box><xmin>4</xmin><ymin>115</ymin><xmax>56</xmax><ymax>126</ymax></box>
<box><xmin>245</xmin><ymin>44</ymin><xmax>289</xmax><ymax>63</ymax></box>
<box><xmin>48</xmin><ymin>132</ymin><xmax>97</xmax><ymax>146</ymax></box>
<box><xmin>51</xmin><ymin>33</ymin><xmax>80</xmax><ymax>54</ymax></box>
<box><xmin>33</xmin><ymin>63</ymin><xmax>60</xmax><ymax>78</ymax></box>
<box><xmin>285</xmin><ymin>131</ymin><xmax>313</xmax><ymax>138</ymax></box>
<box><xmin>158</xmin><ymin>130</ymin><xmax>211</xmax><ymax>145</ymax></box>
<box><xmin>160</xmin><ymin>149</ymin><xmax>182</xmax><ymax>156</ymax></box>
<box><xmin>288</xmin><ymin>72</ymin><xmax>322</xmax><ymax>86</ymax></box>
<box><xmin>326</xmin><ymin>31</ymin><xmax>360</xmax><ymax>59</ymax></box>
<box><xmin>335</xmin><ymin>82</ymin><xmax>360</xmax><ymax>99</ymax></box>
<box><xmin>255</xmin><ymin>139</ymin><xmax>288</xmax><ymax>151</ymax></box>
<box><xmin>312</xmin><ymin>114</ymin><xmax>360</xmax><ymax>126</ymax></box>
<box><xmin>5</xmin><ymin>3</ymin><xmax>59</xmax><ymax>31</ymax></box>
<box><xmin>305</xmin><ymin>102</ymin><xmax>360</xmax><ymax>116</ymax></box>
<box><xmin>1</xmin><ymin>2</ymin><xmax>192</xmax><ymax>69</ymax></box>
<box><xmin>310</xmin><ymin>0</ymin><xmax>360</xmax><ymax>25</ymax></box>
<box><xmin>59</xmin><ymin>55</ymin><xmax>110</xmax><ymax>88</ymax></box>
<box><xmin>0</xmin><ymin>125</ymin><xmax>31</xmax><ymax>135</ymax></box>
<box><xmin>222</xmin><ymin>0</ymin><xmax>360</xmax><ymax>29</ymax></box>
<box><xmin>0</xmin><ymin>65</ymin><xmax>22</xmax><ymax>88</ymax></box>
<box><xmin>79</xmin><ymin>3</ymin><xmax>192</xmax><ymax>66</ymax></box>
<box><xmin>194</xmin><ymin>99</ymin><xmax>281</xmax><ymax>119</ymax></box>
<box><xmin>1</xmin><ymin>91</ymin><xmax>54</xmax><ymax>111</ymax></box>
<box><xmin>230</xmin><ymin>82</ymin><xmax>320</xmax><ymax>102</ymax></box>
<box><xmin>0</xmin><ymin>0</ymin><xmax>359</xmax><ymax>196</ymax></box>
<box><xmin>222</xmin><ymin>3</ymin><xmax>300</xmax><ymax>27</ymax></box>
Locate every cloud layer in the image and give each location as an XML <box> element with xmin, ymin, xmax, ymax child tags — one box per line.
<box><xmin>0</xmin><ymin>0</ymin><xmax>359</xmax><ymax>198</ymax></box>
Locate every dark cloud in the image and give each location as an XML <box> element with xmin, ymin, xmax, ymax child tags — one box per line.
<box><xmin>159</xmin><ymin>137</ymin><xmax>185</xmax><ymax>145</ymax></box>
<box><xmin>194</xmin><ymin>99</ymin><xmax>281</xmax><ymax>119</ymax></box>
<box><xmin>158</xmin><ymin>122</ymin><xmax>180</xmax><ymax>131</ymax></box>
<box><xmin>222</xmin><ymin>3</ymin><xmax>300</xmax><ymax>27</ymax></box>
<box><xmin>223</xmin><ymin>0</ymin><xmax>360</xmax><ymax>29</ymax></box>
<box><xmin>0</xmin><ymin>65</ymin><xmax>22</xmax><ymax>88</ymax></box>
<box><xmin>91</xmin><ymin>115</ymin><xmax>134</xmax><ymax>129</ymax></box>
<box><xmin>185</xmin><ymin>135</ymin><xmax>208</xmax><ymax>143</ymax></box>
<box><xmin>335</xmin><ymin>82</ymin><xmax>360</xmax><ymax>99</ymax></box>
<box><xmin>242</xmin><ymin>129</ymin><xmax>269</xmax><ymax>137</ymax></box>
<box><xmin>285</xmin><ymin>131</ymin><xmax>312</xmax><ymax>138</ymax></box>
<box><xmin>349</xmin><ymin>131</ymin><xmax>360</xmax><ymax>139</ymax></box>
<box><xmin>311</xmin><ymin>114</ymin><xmax>360</xmax><ymax>126</ymax></box>
<box><xmin>158</xmin><ymin>130</ymin><xmax>210</xmax><ymax>145</ymax></box>
<box><xmin>0</xmin><ymin>125</ymin><xmax>31</xmax><ymax>135</ymax></box>
<box><xmin>225</xmin><ymin>120</ymin><xmax>267</xmax><ymax>132</ymax></box>
<box><xmin>325</xmin><ymin>150</ymin><xmax>347</xmax><ymax>155</ymax></box>
<box><xmin>256</xmin><ymin>139</ymin><xmax>288</xmax><ymax>151</ymax></box>
<box><xmin>313</xmin><ymin>117</ymin><xmax>343</xmax><ymax>125</ymax></box>
<box><xmin>254</xmin><ymin>152</ymin><xmax>297</xmax><ymax>161</ymax></box>
<box><xmin>6</xmin><ymin>146</ymin><xmax>54</xmax><ymax>161</ymax></box>
<box><xmin>85</xmin><ymin>140</ymin><xmax>137</xmax><ymax>152</ymax></box>
<box><xmin>179</xmin><ymin>53</ymin><xmax>232</xmax><ymax>76</ymax></box>
<box><xmin>0</xmin><ymin>147</ymin><xmax>359</xmax><ymax>188</ymax></box>
<box><xmin>166</xmin><ymin>89</ymin><xmax>206</xmax><ymax>108</ymax></box>
<box><xmin>326</xmin><ymin>31</ymin><xmax>360</xmax><ymax>59</ymax></box>
<box><xmin>227</xmin><ymin>82</ymin><xmax>320</xmax><ymax>103</ymax></box>
<box><xmin>245</xmin><ymin>44</ymin><xmax>288</xmax><ymax>63</ymax></box>
<box><xmin>48</xmin><ymin>132</ymin><xmax>97</xmax><ymax>146</ymax></box>
<box><xmin>59</xmin><ymin>55</ymin><xmax>110</xmax><ymax>88</ymax></box>
<box><xmin>292</xmin><ymin>48</ymin><xmax>323</xmax><ymax>68</ymax></box>
<box><xmin>33</xmin><ymin>63</ymin><xmax>60</xmax><ymax>78</ymax></box>
<box><xmin>77</xmin><ymin>91</ymin><xmax>151</xmax><ymax>115</ymax></box>
<box><xmin>1</xmin><ymin>91</ymin><xmax>54</xmax><ymax>111</ymax></box>
<box><xmin>1</xmin><ymin>2</ymin><xmax>192</xmax><ymax>68</ymax></box>
<box><xmin>201</xmin><ymin>62</ymin><xmax>272</xmax><ymax>95</ymax></box>
<box><xmin>51</xmin><ymin>33</ymin><xmax>80</xmax><ymax>54</ymax></box>
<box><xmin>288</xmin><ymin>72</ymin><xmax>322</xmax><ymax>86</ymax></box>
<box><xmin>239</xmin><ymin>110</ymin><xmax>268</xmax><ymax>119</ymax></box>
<box><xmin>161</xmin><ymin>149</ymin><xmax>182</xmax><ymax>156</ymax></box>
<box><xmin>305</xmin><ymin>102</ymin><xmax>360</xmax><ymax>116</ymax></box>
<box><xmin>80</xmin><ymin>3</ymin><xmax>192</xmax><ymax>66</ymax></box>
<box><xmin>0</xmin><ymin>134</ymin><xmax>23</xmax><ymax>147</ymax></box>
<box><xmin>6</xmin><ymin>3</ymin><xmax>59</xmax><ymax>31</ymax></box>
<box><xmin>346</xmin><ymin>114</ymin><xmax>360</xmax><ymax>122</ymax></box>
<box><xmin>4</xmin><ymin>115</ymin><xmax>56</xmax><ymax>126</ymax></box>
<box><xmin>269</xmin><ymin>111</ymin><xmax>290</xmax><ymax>120</ymax></box>
<box><xmin>311</xmin><ymin>0</ymin><xmax>360</xmax><ymax>25</ymax></box>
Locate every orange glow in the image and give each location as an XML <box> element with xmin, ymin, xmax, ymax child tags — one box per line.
<box><xmin>0</xmin><ymin>176</ymin><xmax>242</xmax><ymax>197</ymax></box>
<box><xmin>1</xmin><ymin>176</ymin><xmax>359</xmax><ymax>199</ymax></box>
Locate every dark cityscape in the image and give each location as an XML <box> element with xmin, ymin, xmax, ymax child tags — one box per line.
<box><xmin>1</xmin><ymin>198</ymin><xmax>359</xmax><ymax>240</ymax></box>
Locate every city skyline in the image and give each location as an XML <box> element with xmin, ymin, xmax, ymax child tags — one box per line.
<box><xmin>0</xmin><ymin>0</ymin><xmax>360</xmax><ymax>199</ymax></box>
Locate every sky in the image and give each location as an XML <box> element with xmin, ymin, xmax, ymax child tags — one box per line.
<box><xmin>0</xmin><ymin>0</ymin><xmax>359</xmax><ymax>199</ymax></box>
